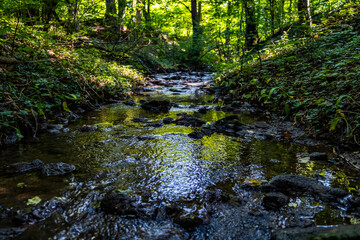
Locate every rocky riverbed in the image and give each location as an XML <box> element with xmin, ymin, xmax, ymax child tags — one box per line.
<box><xmin>1</xmin><ymin>72</ymin><xmax>360</xmax><ymax>239</ymax></box>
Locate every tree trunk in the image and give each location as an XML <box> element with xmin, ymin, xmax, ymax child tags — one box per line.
<box><xmin>189</xmin><ymin>0</ymin><xmax>202</xmax><ymax>64</ymax></box>
<box><xmin>42</xmin><ymin>0</ymin><xmax>61</xmax><ymax>25</ymax></box>
<box><xmin>298</xmin><ymin>0</ymin><xmax>312</xmax><ymax>27</ymax></box>
<box><xmin>243</xmin><ymin>0</ymin><xmax>258</xmax><ymax>49</ymax></box>
<box><xmin>118</xmin><ymin>0</ymin><xmax>126</xmax><ymax>31</ymax></box>
<box><xmin>67</xmin><ymin>0</ymin><xmax>79</xmax><ymax>33</ymax></box>
<box><xmin>225</xmin><ymin>1</ymin><xmax>232</xmax><ymax>60</ymax></box>
<box><xmin>269</xmin><ymin>0</ymin><xmax>275</xmax><ymax>35</ymax></box>
<box><xmin>105</xmin><ymin>0</ymin><xmax>117</xmax><ymax>22</ymax></box>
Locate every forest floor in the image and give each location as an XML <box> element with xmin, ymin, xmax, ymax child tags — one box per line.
<box><xmin>217</xmin><ymin>5</ymin><xmax>360</xmax><ymax>149</ymax></box>
<box><xmin>0</xmin><ymin>25</ymin><xmax>150</xmax><ymax>144</ymax></box>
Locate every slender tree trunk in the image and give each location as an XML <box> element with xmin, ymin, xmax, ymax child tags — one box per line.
<box><xmin>225</xmin><ymin>1</ymin><xmax>232</xmax><ymax>60</ymax></box>
<box><xmin>67</xmin><ymin>0</ymin><xmax>79</xmax><ymax>33</ymax></box>
<box><xmin>298</xmin><ymin>0</ymin><xmax>312</xmax><ymax>27</ymax></box>
<box><xmin>190</xmin><ymin>0</ymin><xmax>202</xmax><ymax>63</ymax></box>
<box><xmin>289</xmin><ymin>0</ymin><xmax>293</xmax><ymax>22</ymax></box>
<box><xmin>118</xmin><ymin>0</ymin><xmax>126</xmax><ymax>31</ymax></box>
<box><xmin>105</xmin><ymin>0</ymin><xmax>117</xmax><ymax>22</ymax></box>
<box><xmin>269</xmin><ymin>0</ymin><xmax>275</xmax><ymax>35</ymax></box>
<box><xmin>243</xmin><ymin>0</ymin><xmax>258</xmax><ymax>49</ymax></box>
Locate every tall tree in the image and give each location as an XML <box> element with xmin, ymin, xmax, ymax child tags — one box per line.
<box><xmin>225</xmin><ymin>0</ymin><xmax>233</xmax><ymax>60</ymax></box>
<box><xmin>118</xmin><ymin>0</ymin><xmax>127</xmax><ymax>31</ymax></box>
<box><xmin>190</xmin><ymin>0</ymin><xmax>203</xmax><ymax>63</ymax></box>
<box><xmin>42</xmin><ymin>0</ymin><xmax>61</xmax><ymax>25</ymax></box>
<box><xmin>243</xmin><ymin>0</ymin><xmax>258</xmax><ymax>49</ymax></box>
<box><xmin>105</xmin><ymin>0</ymin><xmax>117</xmax><ymax>22</ymax></box>
<box><xmin>298</xmin><ymin>0</ymin><xmax>312</xmax><ymax>28</ymax></box>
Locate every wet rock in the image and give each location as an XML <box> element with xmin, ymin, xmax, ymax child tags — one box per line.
<box><xmin>175</xmin><ymin>115</ymin><xmax>206</xmax><ymax>127</ymax></box>
<box><xmin>263</xmin><ymin>192</ymin><xmax>289</xmax><ymax>210</ymax></box>
<box><xmin>55</xmin><ymin>117</ymin><xmax>69</xmax><ymax>125</ymax></box>
<box><xmin>141</xmin><ymin>100</ymin><xmax>172</xmax><ymax>113</ymax></box>
<box><xmin>65</xmin><ymin>112</ymin><xmax>80</xmax><ymax>122</ymax></box>
<box><xmin>269</xmin><ymin>159</ymin><xmax>281</xmax><ymax>163</ymax></box>
<box><xmin>132</xmin><ymin>117</ymin><xmax>150</xmax><ymax>123</ymax></box>
<box><xmin>124</xmin><ymin>100</ymin><xmax>137</xmax><ymax>106</ymax></box>
<box><xmin>198</xmin><ymin>107</ymin><xmax>208</xmax><ymax>114</ymax></box>
<box><xmin>173</xmin><ymin>213</ymin><xmax>204</xmax><ymax>230</ymax></box>
<box><xmin>176</xmin><ymin>112</ymin><xmax>188</xmax><ymax>117</ymax></box>
<box><xmin>148</xmin><ymin>121</ymin><xmax>164</xmax><ymax>128</ymax></box>
<box><xmin>41</xmin><ymin>163</ymin><xmax>76</xmax><ymax>176</ymax></box>
<box><xmin>203</xmin><ymin>189</ymin><xmax>230</xmax><ymax>203</ymax></box>
<box><xmin>309</xmin><ymin>152</ymin><xmax>327</xmax><ymax>161</ymax></box>
<box><xmin>79</xmin><ymin>125</ymin><xmax>97</xmax><ymax>132</ymax></box>
<box><xmin>138</xmin><ymin>136</ymin><xmax>157</xmax><ymax>141</ymax></box>
<box><xmin>1</xmin><ymin>132</ymin><xmax>18</xmax><ymax>145</ymax></box>
<box><xmin>266</xmin><ymin>174</ymin><xmax>349</xmax><ymax>205</ymax></box>
<box><xmin>101</xmin><ymin>192</ymin><xmax>142</xmax><ymax>217</ymax></box>
<box><xmin>165</xmin><ymin>204</ymin><xmax>206</xmax><ymax>230</ymax></box>
<box><xmin>47</xmin><ymin>124</ymin><xmax>63</xmax><ymax>134</ymax></box>
<box><xmin>0</xmin><ymin>227</ymin><xmax>27</xmax><ymax>239</ymax></box>
<box><xmin>188</xmin><ymin>132</ymin><xmax>205</xmax><ymax>139</ymax></box>
<box><xmin>272</xmin><ymin>224</ymin><xmax>360</xmax><ymax>240</ymax></box>
<box><xmin>163</xmin><ymin>117</ymin><xmax>175</xmax><ymax>124</ymax></box>
<box><xmin>4</xmin><ymin>159</ymin><xmax>44</xmax><ymax>175</ymax></box>
<box><xmin>213</xmin><ymin>115</ymin><xmax>245</xmax><ymax>134</ymax></box>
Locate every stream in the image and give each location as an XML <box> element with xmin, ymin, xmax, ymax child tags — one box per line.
<box><xmin>1</xmin><ymin>72</ymin><xmax>360</xmax><ymax>239</ymax></box>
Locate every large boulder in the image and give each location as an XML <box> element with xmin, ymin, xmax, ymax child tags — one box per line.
<box><xmin>141</xmin><ymin>100</ymin><xmax>172</xmax><ymax>113</ymax></box>
<box><xmin>4</xmin><ymin>159</ymin><xmax>44</xmax><ymax>175</ymax></box>
<box><xmin>265</xmin><ymin>174</ymin><xmax>349</xmax><ymax>205</ymax></box>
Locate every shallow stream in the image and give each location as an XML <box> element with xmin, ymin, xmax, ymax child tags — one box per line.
<box><xmin>1</xmin><ymin>72</ymin><xmax>360</xmax><ymax>239</ymax></box>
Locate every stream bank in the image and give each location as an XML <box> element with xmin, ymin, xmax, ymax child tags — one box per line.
<box><xmin>1</xmin><ymin>72</ymin><xmax>360</xmax><ymax>239</ymax></box>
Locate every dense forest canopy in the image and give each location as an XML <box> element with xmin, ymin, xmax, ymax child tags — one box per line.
<box><xmin>1</xmin><ymin>0</ymin><xmax>354</xmax><ymax>64</ymax></box>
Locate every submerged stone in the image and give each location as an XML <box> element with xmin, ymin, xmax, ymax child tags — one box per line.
<box><xmin>272</xmin><ymin>224</ymin><xmax>360</xmax><ymax>240</ymax></box>
<box><xmin>163</xmin><ymin>117</ymin><xmax>174</xmax><ymax>124</ymax></box>
<box><xmin>132</xmin><ymin>117</ymin><xmax>150</xmax><ymax>123</ymax></box>
<box><xmin>188</xmin><ymin>132</ymin><xmax>205</xmax><ymax>139</ymax></box>
<box><xmin>141</xmin><ymin>100</ymin><xmax>172</xmax><ymax>113</ymax></box>
<box><xmin>41</xmin><ymin>163</ymin><xmax>76</xmax><ymax>176</ymax></box>
<box><xmin>175</xmin><ymin>115</ymin><xmax>206</xmax><ymax>127</ymax></box>
<box><xmin>309</xmin><ymin>152</ymin><xmax>328</xmax><ymax>161</ymax></box>
<box><xmin>4</xmin><ymin>159</ymin><xmax>44</xmax><ymax>175</ymax></box>
<box><xmin>124</xmin><ymin>100</ymin><xmax>137</xmax><ymax>106</ymax></box>
<box><xmin>101</xmin><ymin>192</ymin><xmax>142</xmax><ymax>217</ymax></box>
<box><xmin>263</xmin><ymin>192</ymin><xmax>289</xmax><ymax>210</ymax></box>
<box><xmin>266</xmin><ymin>174</ymin><xmax>349</xmax><ymax>205</ymax></box>
<box><xmin>79</xmin><ymin>125</ymin><xmax>97</xmax><ymax>132</ymax></box>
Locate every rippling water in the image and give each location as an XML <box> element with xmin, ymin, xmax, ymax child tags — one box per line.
<box><xmin>1</xmin><ymin>72</ymin><xmax>360</xmax><ymax>239</ymax></box>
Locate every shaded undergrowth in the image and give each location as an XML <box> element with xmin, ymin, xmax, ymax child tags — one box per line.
<box><xmin>216</xmin><ymin>4</ymin><xmax>360</xmax><ymax>146</ymax></box>
<box><xmin>0</xmin><ymin>23</ymin><xmax>146</xmax><ymax>143</ymax></box>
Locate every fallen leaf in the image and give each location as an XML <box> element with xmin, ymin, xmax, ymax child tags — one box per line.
<box><xmin>27</xmin><ymin>196</ymin><xmax>42</xmax><ymax>205</ymax></box>
<box><xmin>288</xmin><ymin>203</ymin><xmax>298</xmax><ymax>207</ymax></box>
<box><xmin>298</xmin><ymin>157</ymin><xmax>310</xmax><ymax>163</ymax></box>
<box><xmin>283</xmin><ymin>131</ymin><xmax>292</xmax><ymax>139</ymax></box>
<box><xmin>175</xmin><ymin>116</ymin><xmax>184</xmax><ymax>121</ymax></box>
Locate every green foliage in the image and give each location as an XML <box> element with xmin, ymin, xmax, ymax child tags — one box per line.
<box><xmin>0</xmin><ymin>22</ymin><xmax>145</xmax><ymax>142</ymax></box>
<box><xmin>217</xmin><ymin>5</ymin><xmax>360</xmax><ymax>144</ymax></box>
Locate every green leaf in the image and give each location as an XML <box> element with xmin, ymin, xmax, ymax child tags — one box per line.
<box><xmin>62</xmin><ymin>102</ymin><xmax>71</xmax><ymax>112</ymax></box>
<box><xmin>285</xmin><ymin>104</ymin><xmax>290</xmax><ymax>116</ymax></box>
<box><xmin>335</xmin><ymin>95</ymin><xmax>350</xmax><ymax>109</ymax></box>
<box><xmin>268</xmin><ymin>87</ymin><xmax>279</xmax><ymax>100</ymax></box>
<box><xmin>329</xmin><ymin>117</ymin><xmax>340</xmax><ymax>132</ymax></box>
<box><xmin>27</xmin><ymin>196</ymin><xmax>42</xmax><ymax>205</ymax></box>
